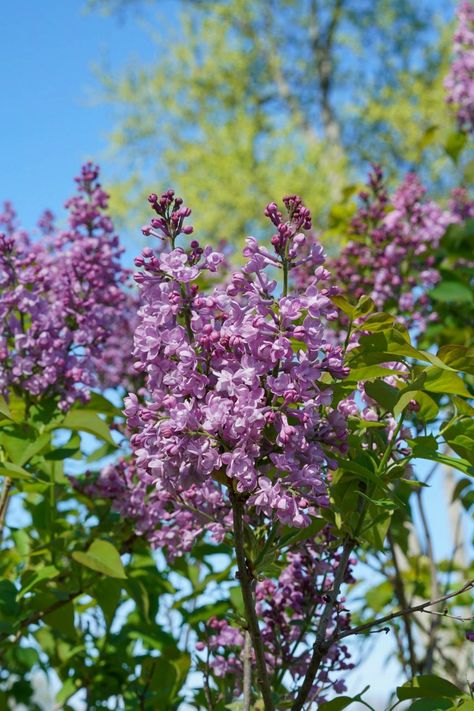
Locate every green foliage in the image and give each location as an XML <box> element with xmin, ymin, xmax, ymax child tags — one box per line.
<box><xmin>97</xmin><ymin>0</ymin><xmax>454</xmax><ymax>244</ymax></box>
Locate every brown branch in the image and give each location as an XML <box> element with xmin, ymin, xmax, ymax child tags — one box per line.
<box><xmin>337</xmin><ymin>579</ymin><xmax>474</xmax><ymax>642</ymax></box>
<box><xmin>0</xmin><ymin>477</ymin><xmax>12</xmax><ymax>539</ymax></box>
<box><xmin>231</xmin><ymin>492</ymin><xmax>274</xmax><ymax>711</ymax></box>
<box><xmin>243</xmin><ymin>629</ymin><xmax>252</xmax><ymax>711</ymax></box>
<box><xmin>290</xmin><ymin>535</ymin><xmax>354</xmax><ymax>711</ymax></box>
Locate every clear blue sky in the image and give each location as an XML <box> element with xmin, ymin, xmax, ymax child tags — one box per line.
<box><xmin>0</xmin><ymin>0</ymin><xmax>159</xmax><ymax>248</ymax></box>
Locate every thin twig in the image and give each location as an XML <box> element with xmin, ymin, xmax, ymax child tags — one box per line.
<box><xmin>422</xmin><ymin>609</ymin><xmax>473</xmax><ymax>622</ymax></box>
<box><xmin>337</xmin><ymin>579</ymin><xmax>474</xmax><ymax>642</ymax></box>
<box><xmin>0</xmin><ymin>477</ymin><xmax>12</xmax><ymax>539</ymax></box>
<box><xmin>243</xmin><ymin>630</ymin><xmax>252</xmax><ymax>711</ymax></box>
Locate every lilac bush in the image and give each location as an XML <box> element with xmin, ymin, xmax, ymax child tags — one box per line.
<box><xmin>326</xmin><ymin>166</ymin><xmax>454</xmax><ymax>334</ymax></box>
<box><xmin>445</xmin><ymin>0</ymin><xmax>474</xmax><ymax>134</ymax></box>
<box><xmin>199</xmin><ymin>536</ymin><xmax>355</xmax><ymax>705</ymax></box>
<box><xmin>0</xmin><ymin>163</ymin><xmax>130</xmax><ymax>409</ymax></box>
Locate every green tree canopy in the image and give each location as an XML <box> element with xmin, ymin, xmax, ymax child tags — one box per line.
<box><xmin>96</xmin><ymin>0</ymin><xmax>458</xmax><ymax>243</ymax></box>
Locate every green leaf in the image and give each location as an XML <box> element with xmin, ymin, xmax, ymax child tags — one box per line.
<box><xmin>54</xmin><ymin>410</ymin><xmax>116</xmax><ymax>445</ymax></box>
<box><xmin>457</xmin><ymin>701</ymin><xmax>474</xmax><ymax>710</ymax></box>
<box><xmin>430</xmin><ymin>281</ymin><xmax>473</xmax><ymax>305</ymax></box>
<box><xmin>394</xmin><ymin>391</ymin><xmax>438</xmax><ymax>420</ymax></box>
<box><xmin>348</xmin><ymin>365</ymin><xmax>404</xmax><ymax>382</ymax></box>
<box><xmin>437</xmin><ymin>345</ymin><xmax>474</xmax><ymax>375</ymax></box>
<box><xmin>362</xmin><ymin>312</ymin><xmax>396</xmax><ymax>332</ymax></box>
<box><xmin>397</xmin><ymin>675</ymin><xmax>463</xmax><ymax>701</ymax></box>
<box><xmin>86</xmin><ymin>441</ymin><xmax>117</xmax><ymax>463</ymax></box>
<box><xmin>365</xmin><ymin>581</ymin><xmax>393</xmax><ymax>612</ymax></box>
<box><xmin>365</xmin><ymin>380</ymin><xmax>399</xmax><ymax>412</ymax></box>
<box><xmin>418</xmin><ymin>452</ymin><xmax>473</xmax><ymax>475</ymax></box>
<box><xmin>128</xmin><ymin>625</ymin><xmax>179</xmax><ymax>651</ymax></box>
<box><xmin>82</xmin><ymin>392</ymin><xmax>124</xmax><ymax>418</ymax></box>
<box><xmin>72</xmin><ymin>540</ymin><xmax>126</xmax><ymax>579</ymax></box>
<box><xmin>0</xmin><ymin>580</ymin><xmax>20</xmax><ymax>619</ymax></box>
<box><xmin>94</xmin><ymin>578</ymin><xmax>122</xmax><ymax>627</ymax></box>
<box><xmin>145</xmin><ymin>658</ymin><xmax>177</xmax><ymax>703</ymax></box>
<box><xmin>354</xmin><ymin>295</ymin><xmax>375</xmax><ymax>318</ymax></box>
<box><xmin>0</xmin><ymin>461</ymin><xmax>33</xmax><ymax>481</ymax></box>
<box><xmin>171</xmin><ymin>652</ymin><xmax>191</xmax><ymax>690</ymax></box>
<box><xmin>445</xmin><ymin>131</ymin><xmax>467</xmax><ymax>163</ymax></box>
<box><xmin>18</xmin><ymin>566</ymin><xmax>59</xmax><ymax>598</ymax></box>
<box><xmin>55</xmin><ymin>678</ymin><xmax>78</xmax><ymax>707</ymax></box>
<box><xmin>229</xmin><ymin>586</ymin><xmax>245</xmax><ymax>615</ymax></box>
<box><xmin>0</xmin><ymin>397</ymin><xmax>12</xmax><ymax>421</ymax></box>
<box><xmin>408</xmin><ymin>436</ymin><xmax>438</xmax><ymax>457</ymax></box>
<box><xmin>331</xmin><ymin>295</ymin><xmax>355</xmax><ymax>318</ymax></box>
<box><xmin>422</xmin><ymin>367</ymin><xmax>471</xmax><ymax>398</ymax></box>
<box><xmin>3</xmin><ymin>394</ymin><xmax>26</xmax><ymax>423</ymax></box>
<box><xmin>44</xmin><ymin>602</ymin><xmax>76</xmax><ymax>640</ymax></box>
<box><xmin>443</xmin><ymin>419</ymin><xmax>474</xmax><ymax>464</ymax></box>
<box><xmin>17</xmin><ymin>432</ymin><xmax>51</xmax><ymax>466</ymax></box>
<box><xmin>407</xmin><ymin>700</ymin><xmax>452</xmax><ymax>710</ymax></box>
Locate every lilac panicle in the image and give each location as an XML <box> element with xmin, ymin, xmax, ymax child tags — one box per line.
<box><xmin>445</xmin><ymin>1</ymin><xmax>474</xmax><ymax>134</ymax></box>
<box><xmin>327</xmin><ymin>166</ymin><xmax>455</xmax><ymax>334</ymax></box>
<box><xmin>122</xmin><ymin>190</ymin><xmax>349</xmax><ymax>557</ymax></box>
<box><xmin>0</xmin><ymin>163</ymin><xmax>130</xmax><ymax>408</ymax></box>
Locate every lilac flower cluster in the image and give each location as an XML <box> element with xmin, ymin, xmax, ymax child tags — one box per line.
<box><xmin>198</xmin><ymin>537</ymin><xmax>354</xmax><ymax>704</ymax></box>
<box><xmin>327</xmin><ymin>166</ymin><xmax>454</xmax><ymax>333</ymax></box>
<box><xmin>0</xmin><ymin>164</ymin><xmax>129</xmax><ymax>408</ymax></box>
<box><xmin>125</xmin><ymin>190</ymin><xmax>349</xmax><ymax>548</ymax></box>
<box><xmin>75</xmin><ymin>457</ymin><xmax>230</xmax><ymax>557</ymax></box>
<box><xmin>445</xmin><ymin>0</ymin><xmax>474</xmax><ymax>134</ymax></box>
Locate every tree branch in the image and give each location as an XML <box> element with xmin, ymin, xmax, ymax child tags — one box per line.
<box><xmin>337</xmin><ymin>579</ymin><xmax>474</xmax><ymax>642</ymax></box>
<box><xmin>231</xmin><ymin>492</ymin><xmax>274</xmax><ymax>711</ymax></box>
<box><xmin>290</xmin><ymin>535</ymin><xmax>354</xmax><ymax>711</ymax></box>
<box><xmin>243</xmin><ymin>629</ymin><xmax>252</xmax><ymax>711</ymax></box>
<box><xmin>0</xmin><ymin>477</ymin><xmax>12</xmax><ymax>539</ymax></box>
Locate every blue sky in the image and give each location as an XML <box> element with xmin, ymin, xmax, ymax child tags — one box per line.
<box><xmin>0</xmin><ymin>1</ymin><xmax>159</xmax><ymax>247</ymax></box>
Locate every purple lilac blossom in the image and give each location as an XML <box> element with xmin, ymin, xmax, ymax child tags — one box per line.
<box><xmin>124</xmin><ymin>190</ymin><xmax>350</xmax><ymax>546</ymax></box>
<box><xmin>0</xmin><ymin>164</ymin><xmax>130</xmax><ymax>409</ymax></box>
<box><xmin>445</xmin><ymin>1</ymin><xmax>474</xmax><ymax>134</ymax></box>
<box><xmin>326</xmin><ymin>166</ymin><xmax>455</xmax><ymax>334</ymax></box>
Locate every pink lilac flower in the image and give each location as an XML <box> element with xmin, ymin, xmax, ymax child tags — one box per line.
<box><xmin>125</xmin><ymin>190</ymin><xmax>349</xmax><ymax>547</ymax></box>
<box><xmin>326</xmin><ymin>165</ymin><xmax>455</xmax><ymax>334</ymax></box>
<box><xmin>0</xmin><ymin>164</ymin><xmax>130</xmax><ymax>408</ymax></box>
<box><xmin>445</xmin><ymin>1</ymin><xmax>474</xmax><ymax>134</ymax></box>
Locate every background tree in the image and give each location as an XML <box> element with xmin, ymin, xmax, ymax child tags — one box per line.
<box><xmin>94</xmin><ymin>0</ymin><xmax>459</xmax><ymax>242</ymax></box>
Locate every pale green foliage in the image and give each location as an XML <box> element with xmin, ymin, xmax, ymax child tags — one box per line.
<box><xmin>99</xmin><ymin>0</ymin><xmax>455</xmax><ymax>244</ymax></box>
<box><xmin>348</xmin><ymin>25</ymin><xmax>462</xmax><ymax>187</ymax></box>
